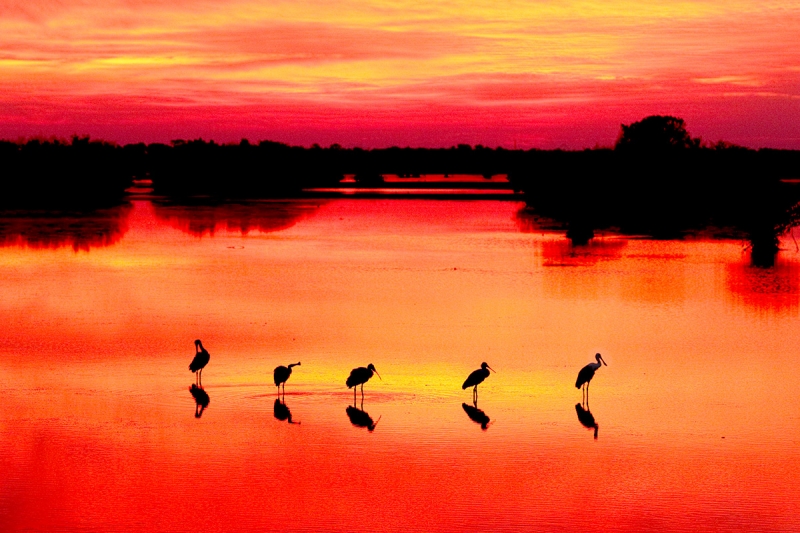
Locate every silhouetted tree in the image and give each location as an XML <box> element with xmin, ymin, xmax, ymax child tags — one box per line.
<box><xmin>615</xmin><ymin>115</ymin><xmax>701</xmax><ymax>152</ymax></box>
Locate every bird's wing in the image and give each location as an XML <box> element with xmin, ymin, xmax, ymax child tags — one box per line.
<box><xmin>462</xmin><ymin>369</ymin><xmax>482</xmax><ymax>389</ymax></box>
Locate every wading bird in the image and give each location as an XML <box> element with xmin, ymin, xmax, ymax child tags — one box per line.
<box><xmin>273</xmin><ymin>362</ymin><xmax>301</xmax><ymax>394</ymax></box>
<box><xmin>576</xmin><ymin>353</ymin><xmax>607</xmax><ymax>402</ymax></box>
<box><xmin>575</xmin><ymin>403</ymin><xmax>598</xmax><ymax>439</ymax></box>
<box><xmin>189</xmin><ymin>340</ymin><xmax>210</xmax><ymax>385</ymax></box>
<box><xmin>462</xmin><ymin>362</ymin><xmax>495</xmax><ymax>403</ymax></box>
<box><xmin>346</xmin><ymin>364</ymin><xmax>381</xmax><ymax>401</ymax></box>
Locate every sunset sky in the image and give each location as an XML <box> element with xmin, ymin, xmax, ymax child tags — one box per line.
<box><xmin>1</xmin><ymin>0</ymin><xmax>798</xmax><ymax>148</ymax></box>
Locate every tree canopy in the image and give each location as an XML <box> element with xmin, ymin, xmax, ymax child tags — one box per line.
<box><xmin>615</xmin><ymin>115</ymin><xmax>701</xmax><ymax>151</ymax></box>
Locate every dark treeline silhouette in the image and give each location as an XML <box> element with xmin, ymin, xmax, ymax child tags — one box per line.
<box><xmin>509</xmin><ymin>116</ymin><xmax>800</xmax><ymax>266</ymax></box>
<box><xmin>3</xmin><ymin>117</ymin><xmax>800</xmax><ymax>263</ymax></box>
<box><xmin>0</xmin><ymin>137</ymin><xmax>136</xmax><ymax>209</ymax></box>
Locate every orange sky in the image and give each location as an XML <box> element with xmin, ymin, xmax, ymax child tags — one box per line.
<box><xmin>1</xmin><ymin>0</ymin><xmax>799</xmax><ymax>148</ymax></box>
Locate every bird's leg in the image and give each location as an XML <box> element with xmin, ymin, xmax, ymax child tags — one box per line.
<box><xmin>360</xmin><ymin>383</ymin><xmax>364</xmax><ymax>401</ymax></box>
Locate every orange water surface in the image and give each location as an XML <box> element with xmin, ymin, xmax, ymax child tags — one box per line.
<box><xmin>1</xmin><ymin>200</ymin><xmax>799</xmax><ymax>532</ymax></box>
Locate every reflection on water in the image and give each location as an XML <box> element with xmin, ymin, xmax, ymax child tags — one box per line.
<box><xmin>575</xmin><ymin>403</ymin><xmax>598</xmax><ymax>439</ymax></box>
<box><xmin>153</xmin><ymin>200</ymin><xmax>325</xmax><ymax>237</ymax></box>
<box><xmin>273</xmin><ymin>398</ymin><xmax>298</xmax><ymax>424</ymax></box>
<box><xmin>726</xmin><ymin>258</ymin><xmax>800</xmax><ymax>313</ymax></box>
<box><xmin>3</xmin><ymin>199</ymin><xmax>800</xmax><ymax>532</ymax></box>
<box><xmin>462</xmin><ymin>402</ymin><xmax>491</xmax><ymax>430</ymax></box>
<box><xmin>540</xmin><ymin>237</ymin><xmax>627</xmax><ymax>267</ymax></box>
<box><xmin>189</xmin><ymin>384</ymin><xmax>210</xmax><ymax>418</ymax></box>
<box><xmin>0</xmin><ymin>204</ymin><xmax>131</xmax><ymax>251</ymax></box>
<box><xmin>346</xmin><ymin>402</ymin><xmax>380</xmax><ymax>431</ymax></box>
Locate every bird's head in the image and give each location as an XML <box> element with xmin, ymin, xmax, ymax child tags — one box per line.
<box><xmin>368</xmin><ymin>363</ymin><xmax>382</xmax><ymax>380</ymax></box>
<box><xmin>481</xmin><ymin>362</ymin><xmax>496</xmax><ymax>373</ymax></box>
<box><xmin>596</xmin><ymin>353</ymin><xmax>607</xmax><ymax>366</ymax></box>
<box><xmin>194</xmin><ymin>339</ymin><xmax>202</xmax><ymax>346</ymax></box>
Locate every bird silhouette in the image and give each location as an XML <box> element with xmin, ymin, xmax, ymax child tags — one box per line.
<box><xmin>346</xmin><ymin>364</ymin><xmax>381</xmax><ymax>401</ymax></box>
<box><xmin>346</xmin><ymin>402</ymin><xmax>380</xmax><ymax>431</ymax></box>
<box><xmin>273</xmin><ymin>398</ymin><xmax>299</xmax><ymax>424</ymax></box>
<box><xmin>189</xmin><ymin>340</ymin><xmax>210</xmax><ymax>386</ymax></box>
<box><xmin>575</xmin><ymin>403</ymin><xmax>599</xmax><ymax>439</ymax></box>
<box><xmin>576</xmin><ymin>353</ymin><xmax>606</xmax><ymax>403</ymax></box>
<box><xmin>189</xmin><ymin>384</ymin><xmax>210</xmax><ymax>418</ymax></box>
<box><xmin>462</xmin><ymin>362</ymin><xmax>495</xmax><ymax>403</ymax></box>
<box><xmin>274</xmin><ymin>362</ymin><xmax>301</xmax><ymax>395</ymax></box>
<box><xmin>462</xmin><ymin>402</ymin><xmax>491</xmax><ymax>430</ymax></box>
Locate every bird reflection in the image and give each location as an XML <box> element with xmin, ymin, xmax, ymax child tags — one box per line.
<box><xmin>462</xmin><ymin>402</ymin><xmax>491</xmax><ymax>430</ymax></box>
<box><xmin>273</xmin><ymin>398</ymin><xmax>299</xmax><ymax>424</ymax></box>
<box><xmin>346</xmin><ymin>399</ymin><xmax>380</xmax><ymax>432</ymax></box>
<box><xmin>575</xmin><ymin>402</ymin><xmax>599</xmax><ymax>439</ymax></box>
<box><xmin>189</xmin><ymin>384</ymin><xmax>210</xmax><ymax>418</ymax></box>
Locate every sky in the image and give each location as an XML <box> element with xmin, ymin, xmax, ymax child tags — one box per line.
<box><xmin>0</xmin><ymin>0</ymin><xmax>798</xmax><ymax>148</ymax></box>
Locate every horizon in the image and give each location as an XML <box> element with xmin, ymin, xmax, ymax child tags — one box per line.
<box><xmin>1</xmin><ymin>1</ymin><xmax>799</xmax><ymax>150</ymax></box>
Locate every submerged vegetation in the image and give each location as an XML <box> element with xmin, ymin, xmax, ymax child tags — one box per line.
<box><xmin>1</xmin><ymin>116</ymin><xmax>800</xmax><ymax>263</ymax></box>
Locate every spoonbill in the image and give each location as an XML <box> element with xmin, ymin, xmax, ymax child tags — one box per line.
<box><xmin>273</xmin><ymin>362</ymin><xmax>301</xmax><ymax>394</ymax></box>
<box><xmin>189</xmin><ymin>340</ymin><xmax>210</xmax><ymax>385</ymax></box>
<box><xmin>576</xmin><ymin>353</ymin><xmax>607</xmax><ymax>401</ymax></box>
<box><xmin>346</xmin><ymin>364</ymin><xmax>381</xmax><ymax>401</ymax></box>
<box><xmin>462</xmin><ymin>362</ymin><xmax>495</xmax><ymax>403</ymax></box>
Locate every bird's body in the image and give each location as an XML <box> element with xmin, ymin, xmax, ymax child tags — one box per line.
<box><xmin>274</xmin><ymin>362</ymin><xmax>301</xmax><ymax>392</ymax></box>
<box><xmin>462</xmin><ymin>362</ymin><xmax>495</xmax><ymax>402</ymax></box>
<box><xmin>575</xmin><ymin>353</ymin><xmax>607</xmax><ymax>389</ymax></box>
<box><xmin>346</xmin><ymin>364</ymin><xmax>381</xmax><ymax>400</ymax></box>
<box><xmin>576</xmin><ymin>353</ymin><xmax>607</xmax><ymax>404</ymax></box>
<box><xmin>189</xmin><ymin>340</ymin><xmax>210</xmax><ymax>385</ymax></box>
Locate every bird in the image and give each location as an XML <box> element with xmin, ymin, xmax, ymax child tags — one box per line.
<box><xmin>462</xmin><ymin>362</ymin><xmax>495</xmax><ymax>403</ymax></box>
<box><xmin>346</xmin><ymin>364</ymin><xmax>381</xmax><ymax>401</ymax></box>
<box><xmin>189</xmin><ymin>339</ymin><xmax>210</xmax><ymax>385</ymax></box>
<box><xmin>273</xmin><ymin>362</ymin><xmax>301</xmax><ymax>394</ymax></box>
<box><xmin>189</xmin><ymin>384</ymin><xmax>210</xmax><ymax>418</ymax></box>
<box><xmin>575</xmin><ymin>403</ymin><xmax>598</xmax><ymax>439</ymax></box>
<box><xmin>462</xmin><ymin>402</ymin><xmax>491</xmax><ymax>430</ymax></box>
<box><xmin>576</xmin><ymin>353</ymin><xmax>607</xmax><ymax>401</ymax></box>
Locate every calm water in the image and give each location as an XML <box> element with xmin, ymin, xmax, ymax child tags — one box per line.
<box><xmin>1</xmin><ymin>199</ymin><xmax>799</xmax><ymax>532</ymax></box>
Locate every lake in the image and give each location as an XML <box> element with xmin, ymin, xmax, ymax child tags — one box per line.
<box><xmin>1</xmin><ymin>199</ymin><xmax>799</xmax><ymax>532</ymax></box>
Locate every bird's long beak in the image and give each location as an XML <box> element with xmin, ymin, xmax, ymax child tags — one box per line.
<box><xmin>600</xmin><ymin>356</ymin><xmax>607</xmax><ymax>366</ymax></box>
<box><xmin>374</xmin><ymin>369</ymin><xmax>382</xmax><ymax>380</ymax></box>
<box><xmin>488</xmin><ymin>365</ymin><xmax>496</xmax><ymax>373</ymax></box>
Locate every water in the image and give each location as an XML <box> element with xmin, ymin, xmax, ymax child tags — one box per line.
<box><xmin>1</xmin><ymin>199</ymin><xmax>799</xmax><ymax>532</ymax></box>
